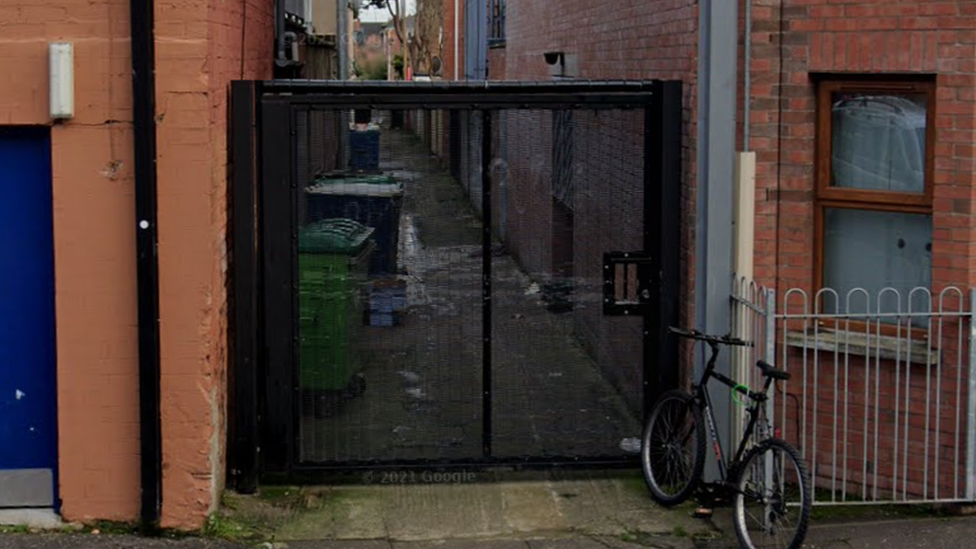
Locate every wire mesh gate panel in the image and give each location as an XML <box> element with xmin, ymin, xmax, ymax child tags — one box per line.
<box><xmin>248</xmin><ymin>82</ymin><xmax>682</xmax><ymax>473</ymax></box>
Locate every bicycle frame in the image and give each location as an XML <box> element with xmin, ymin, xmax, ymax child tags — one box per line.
<box><xmin>692</xmin><ymin>339</ymin><xmax>775</xmax><ymax>484</ymax></box>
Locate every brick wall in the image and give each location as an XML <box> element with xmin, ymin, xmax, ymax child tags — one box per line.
<box><xmin>487</xmin><ymin>45</ymin><xmax>505</xmax><ymax>80</ymax></box>
<box><xmin>0</xmin><ymin>0</ymin><xmax>141</xmax><ymax>521</ymax></box>
<box><xmin>0</xmin><ymin>0</ymin><xmax>270</xmax><ymax>528</ymax></box>
<box><xmin>749</xmin><ymin>0</ymin><xmax>976</xmax><ymax>295</ymax></box>
<box><xmin>154</xmin><ymin>0</ymin><xmax>272</xmax><ymax>529</ymax></box>
<box><xmin>204</xmin><ymin>0</ymin><xmax>273</xmax><ymax>520</ymax></box>
<box><xmin>746</xmin><ymin>1</ymin><xmax>976</xmax><ymax>499</ymax></box>
<box><xmin>502</xmin><ymin>110</ymin><xmax>554</xmax><ymax>276</ymax></box>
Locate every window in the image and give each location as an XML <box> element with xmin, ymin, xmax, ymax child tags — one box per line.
<box><xmin>815</xmin><ymin>79</ymin><xmax>935</xmax><ymax>322</ymax></box>
<box><xmin>489</xmin><ymin>0</ymin><xmax>506</xmax><ymax>44</ymax></box>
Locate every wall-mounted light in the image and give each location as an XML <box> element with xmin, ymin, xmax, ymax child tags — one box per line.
<box><xmin>49</xmin><ymin>42</ymin><xmax>74</xmax><ymax>120</ymax></box>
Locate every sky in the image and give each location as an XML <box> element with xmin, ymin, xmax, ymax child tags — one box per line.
<box><xmin>359</xmin><ymin>0</ymin><xmax>417</xmax><ymax>23</ymax></box>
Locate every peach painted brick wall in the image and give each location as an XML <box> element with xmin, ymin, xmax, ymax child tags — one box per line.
<box><xmin>0</xmin><ymin>0</ymin><xmax>142</xmax><ymax>521</ymax></box>
<box><xmin>0</xmin><ymin>0</ymin><xmax>270</xmax><ymax>528</ymax></box>
<box><xmin>155</xmin><ymin>0</ymin><xmax>271</xmax><ymax>529</ymax></box>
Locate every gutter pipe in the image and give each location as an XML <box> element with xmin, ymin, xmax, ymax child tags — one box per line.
<box><xmin>130</xmin><ymin>0</ymin><xmax>163</xmax><ymax>530</ymax></box>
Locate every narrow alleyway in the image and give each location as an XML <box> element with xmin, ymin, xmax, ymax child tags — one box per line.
<box><xmin>299</xmin><ymin>121</ymin><xmax>641</xmax><ymax>464</ymax></box>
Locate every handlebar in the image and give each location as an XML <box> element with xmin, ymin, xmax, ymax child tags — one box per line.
<box><xmin>668</xmin><ymin>326</ymin><xmax>753</xmax><ymax>347</ymax></box>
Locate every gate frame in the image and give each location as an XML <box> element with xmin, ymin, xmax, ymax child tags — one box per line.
<box><xmin>228</xmin><ymin>80</ymin><xmax>683</xmax><ymax>489</ymax></box>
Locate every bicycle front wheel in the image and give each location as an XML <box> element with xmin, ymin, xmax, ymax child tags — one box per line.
<box><xmin>733</xmin><ymin>438</ymin><xmax>812</xmax><ymax>549</ymax></box>
<box><xmin>641</xmin><ymin>389</ymin><xmax>705</xmax><ymax>505</ymax></box>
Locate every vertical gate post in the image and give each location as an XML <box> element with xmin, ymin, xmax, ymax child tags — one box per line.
<box><xmin>644</xmin><ymin>80</ymin><xmax>682</xmax><ymax>413</ymax></box>
<box><xmin>261</xmin><ymin>98</ymin><xmax>296</xmax><ymax>472</ymax></box>
<box><xmin>765</xmin><ymin>288</ymin><xmax>777</xmax><ymax>437</ymax></box>
<box><xmin>967</xmin><ymin>289</ymin><xmax>976</xmax><ymax>501</ymax></box>
<box><xmin>229</xmin><ymin>81</ymin><xmax>260</xmax><ymax>493</ymax></box>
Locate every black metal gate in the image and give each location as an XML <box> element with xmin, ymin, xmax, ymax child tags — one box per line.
<box><xmin>229</xmin><ymin>81</ymin><xmax>682</xmax><ymax>488</ymax></box>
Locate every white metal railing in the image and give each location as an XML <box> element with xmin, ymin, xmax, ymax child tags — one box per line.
<box><xmin>731</xmin><ymin>278</ymin><xmax>976</xmax><ymax>505</ymax></box>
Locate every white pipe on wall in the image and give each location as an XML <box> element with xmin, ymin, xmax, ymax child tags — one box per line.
<box><xmin>454</xmin><ymin>0</ymin><xmax>459</xmax><ymax>80</ymax></box>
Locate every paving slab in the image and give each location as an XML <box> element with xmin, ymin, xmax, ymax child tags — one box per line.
<box><xmin>270</xmin><ymin>472</ymin><xmax>714</xmax><ymax>544</ymax></box>
<box><xmin>0</xmin><ymin>510</ymin><xmax>62</xmax><ymax>529</ymax></box>
<box><xmin>381</xmin><ymin>483</ymin><xmax>510</xmax><ymax>541</ymax></box>
<box><xmin>499</xmin><ymin>481</ymin><xmax>568</xmax><ymax>534</ymax></box>
<box><xmin>287</xmin><ymin>541</ymin><xmax>392</xmax><ymax>549</ymax></box>
<box><xmin>275</xmin><ymin>486</ymin><xmax>388</xmax><ymax>541</ymax></box>
<box><xmin>801</xmin><ymin>517</ymin><xmax>976</xmax><ymax>549</ymax></box>
<box><xmin>391</xmin><ymin>539</ymin><xmax>528</xmax><ymax>549</ymax></box>
<box><xmin>0</xmin><ymin>534</ymin><xmax>240</xmax><ymax>549</ymax></box>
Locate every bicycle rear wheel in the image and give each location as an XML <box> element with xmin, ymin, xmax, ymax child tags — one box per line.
<box><xmin>641</xmin><ymin>389</ymin><xmax>705</xmax><ymax>505</ymax></box>
<box><xmin>733</xmin><ymin>438</ymin><xmax>812</xmax><ymax>549</ymax></box>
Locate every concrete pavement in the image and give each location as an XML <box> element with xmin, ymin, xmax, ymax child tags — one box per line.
<box><xmin>4</xmin><ymin>516</ymin><xmax>976</xmax><ymax>549</ymax></box>
<box><xmin>246</xmin><ymin>471</ymin><xmax>716</xmax><ymax>543</ymax></box>
<box><xmin>3</xmin><ymin>471</ymin><xmax>975</xmax><ymax>548</ymax></box>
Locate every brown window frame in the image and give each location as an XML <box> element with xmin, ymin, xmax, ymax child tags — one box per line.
<box><xmin>489</xmin><ymin>0</ymin><xmax>506</xmax><ymax>45</ymax></box>
<box><xmin>813</xmin><ymin>78</ymin><xmax>936</xmax><ymax>339</ymax></box>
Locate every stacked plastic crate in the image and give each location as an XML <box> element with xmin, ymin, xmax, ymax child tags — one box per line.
<box><xmin>365</xmin><ymin>278</ymin><xmax>408</xmax><ymax>327</ymax></box>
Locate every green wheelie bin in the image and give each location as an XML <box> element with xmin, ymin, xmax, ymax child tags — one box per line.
<box><xmin>298</xmin><ymin>219</ymin><xmax>375</xmax><ymax>416</ymax></box>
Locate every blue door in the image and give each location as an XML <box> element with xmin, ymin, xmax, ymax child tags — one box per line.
<box><xmin>0</xmin><ymin>127</ymin><xmax>57</xmax><ymax>508</ymax></box>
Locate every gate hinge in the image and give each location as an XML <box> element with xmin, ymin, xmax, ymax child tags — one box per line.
<box><xmin>603</xmin><ymin>251</ymin><xmax>656</xmax><ymax>316</ymax></box>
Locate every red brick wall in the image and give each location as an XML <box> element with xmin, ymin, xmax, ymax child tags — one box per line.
<box><xmin>488</xmin><ymin>45</ymin><xmax>506</xmax><ymax>80</ymax></box>
<box><xmin>745</xmin><ymin>3</ymin><xmax>976</xmax><ymax>500</ymax></box>
<box><xmin>503</xmin><ymin>111</ymin><xmax>554</xmax><ymax>277</ymax></box>
<box><xmin>749</xmin><ymin>0</ymin><xmax>976</xmax><ymax>295</ymax></box>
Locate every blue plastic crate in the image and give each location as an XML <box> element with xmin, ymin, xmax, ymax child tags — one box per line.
<box><xmin>349</xmin><ymin>129</ymin><xmax>380</xmax><ymax>171</ymax></box>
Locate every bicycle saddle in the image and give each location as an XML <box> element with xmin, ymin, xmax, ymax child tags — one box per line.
<box><xmin>756</xmin><ymin>360</ymin><xmax>790</xmax><ymax>381</ymax></box>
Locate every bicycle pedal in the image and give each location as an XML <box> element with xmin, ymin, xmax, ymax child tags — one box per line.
<box><xmin>692</xmin><ymin>507</ymin><xmax>713</xmax><ymax>519</ymax></box>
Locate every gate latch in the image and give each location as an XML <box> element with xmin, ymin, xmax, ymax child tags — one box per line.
<box><xmin>603</xmin><ymin>252</ymin><xmax>655</xmax><ymax>316</ymax></box>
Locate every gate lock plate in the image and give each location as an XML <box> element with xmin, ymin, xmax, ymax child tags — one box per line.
<box><xmin>603</xmin><ymin>252</ymin><xmax>655</xmax><ymax>316</ymax></box>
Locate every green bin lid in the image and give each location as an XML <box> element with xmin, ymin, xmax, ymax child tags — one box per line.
<box><xmin>299</xmin><ymin>218</ymin><xmax>375</xmax><ymax>254</ymax></box>
<box><xmin>313</xmin><ymin>174</ymin><xmax>397</xmax><ymax>186</ymax></box>
<box><xmin>309</xmin><ymin>175</ymin><xmax>402</xmax><ymax>198</ymax></box>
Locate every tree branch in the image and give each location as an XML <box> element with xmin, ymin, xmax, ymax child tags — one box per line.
<box><xmin>384</xmin><ymin>1</ymin><xmax>404</xmax><ymax>48</ymax></box>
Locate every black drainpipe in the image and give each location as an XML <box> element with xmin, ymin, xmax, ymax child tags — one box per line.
<box><xmin>130</xmin><ymin>0</ymin><xmax>163</xmax><ymax>530</ymax></box>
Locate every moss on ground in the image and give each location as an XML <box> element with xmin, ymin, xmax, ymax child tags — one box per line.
<box><xmin>810</xmin><ymin>502</ymin><xmax>954</xmax><ymax>523</ymax></box>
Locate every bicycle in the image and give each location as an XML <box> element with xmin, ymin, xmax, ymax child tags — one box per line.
<box><xmin>641</xmin><ymin>326</ymin><xmax>812</xmax><ymax>549</ymax></box>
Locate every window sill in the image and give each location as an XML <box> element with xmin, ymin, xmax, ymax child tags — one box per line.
<box><xmin>488</xmin><ymin>39</ymin><xmax>507</xmax><ymax>49</ymax></box>
<box><xmin>784</xmin><ymin>329</ymin><xmax>937</xmax><ymax>366</ymax></box>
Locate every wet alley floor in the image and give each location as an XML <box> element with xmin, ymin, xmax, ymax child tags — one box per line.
<box><xmin>297</xmin><ymin>125</ymin><xmax>642</xmax><ymax>464</ymax></box>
